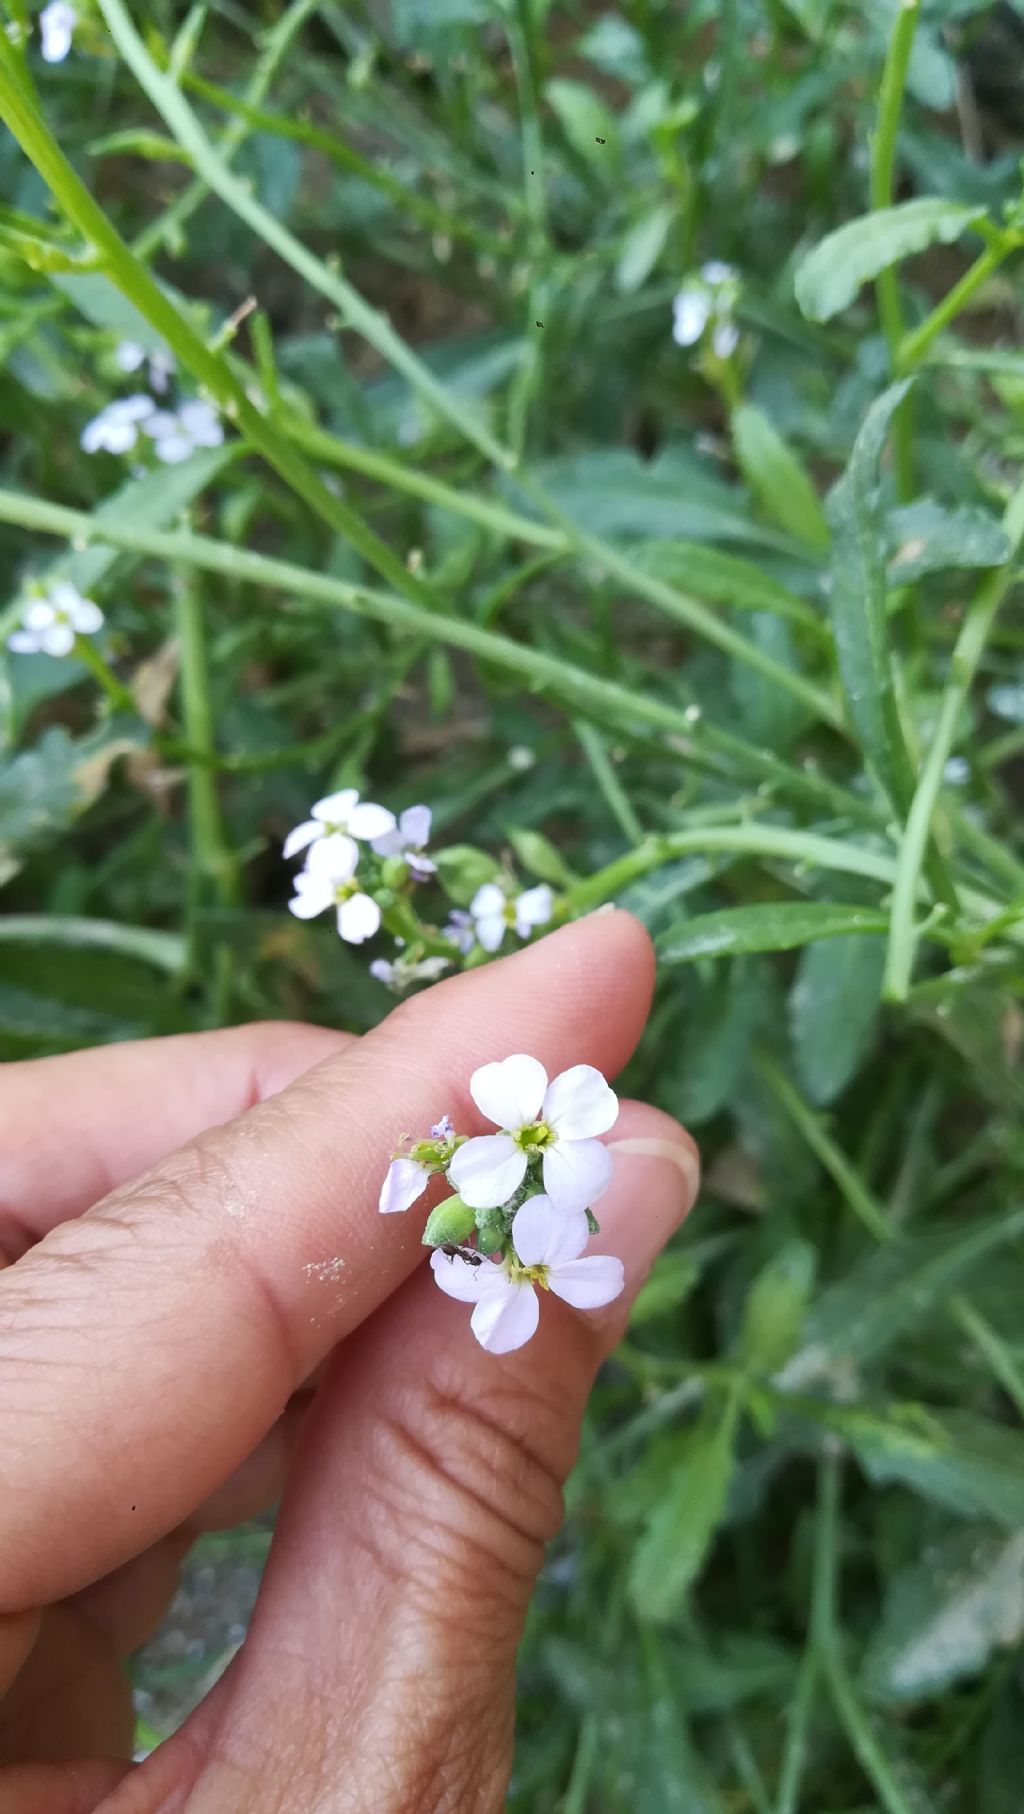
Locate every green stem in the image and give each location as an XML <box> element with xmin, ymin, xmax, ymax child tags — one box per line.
<box><xmin>871</xmin><ymin>0</ymin><xmax>920</xmax><ymax>500</ymax></box>
<box><xmin>568</xmin><ymin>825</ymin><xmax>902</xmax><ymax>914</ymax></box>
<box><xmin>174</xmin><ymin>573</ymin><xmax>238</xmax><ymax>1019</ymax></box>
<box><xmin>73</xmin><ymin>634</ymin><xmax>137</xmax><ymax>713</ymax></box>
<box><xmin>898</xmin><ymin>237</ymin><xmax>1017</xmax><ymax>371</ymax></box>
<box><xmin>0</xmin><ymin>914</ymin><xmax>184</xmax><ymax>971</ymax></box>
<box><xmin>884</xmin><ymin>479</ymin><xmax>1024</xmax><ymax>999</ymax></box>
<box><xmin>755</xmin><ymin>1052</ymin><xmax>895</xmax><ymax>1243</ymax></box>
<box><xmin>821</xmin><ymin>1647</ymin><xmax>918</xmax><ymax>1814</ymax></box>
<box><xmin>949</xmin><ymin>1293</ymin><xmax>1024</xmax><ymax>1422</ymax></box>
<box><xmin>573</xmin><ymin>719</ymin><xmax>644</xmax><ymax>844</ymax></box>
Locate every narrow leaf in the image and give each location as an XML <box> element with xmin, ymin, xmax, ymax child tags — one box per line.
<box><xmin>732</xmin><ymin>404</ymin><xmax>830</xmax><ymax>551</ymax></box>
<box><xmin>659</xmin><ymin>901</ymin><xmax>889</xmax><ymax>964</ymax></box>
<box><xmin>790</xmin><ymin>933</ymin><xmax>887</xmax><ymax>1105</ymax></box>
<box><xmin>629</xmin><ymin>1402</ymin><xmax>739</xmax><ymax>1619</ymax></box>
<box><xmin>795</xmin><ymin>198</ymin><xmax>984</xmax><ymax>322</ymax></box>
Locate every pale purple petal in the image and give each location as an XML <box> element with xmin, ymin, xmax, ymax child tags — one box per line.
<box><xmin>470</xmin><ymin>1054</ymin><xmax>548</xmax><ymax>1130</ymax></box>
<box><xmin>283</xmin><ymin>820</ymin><xmax>320</xmax><ymax>860</ymax></box>
<box><xmin>115</xmin><ymin>340</ymin><xmax>146</xmax><ymax>373</ymax></box>
<box><xmin>543</xmin><ymin>1065</ymin><xmax>619</xmax><ymax>1140</ymax></box>
<box><xmin>514</xmin><ymin>884</ymin><xmax>554</xmax><ymax>937</ymax></box>
<box><xmin>369</xmin><ymin>958</ymin><xmax>396</xmax><ymax>985</ymax></box>
<box><xmin>543</xmin><ymin>1137</ymin><xmax>613</xmax><ymax>1214</ymax></box>
<box><xmin>430</xmin><ymin>1247</ymin><xmax>490</xmax><ymax>1303</ymax></box>
<box><xmin>379</xmin><ymin>1156</ymin><xmax>429</xmax><ymax>1215</ymax></box>
<box><xmin>141</xmin><ymin>410</ymin><xmax>179</xmax><ymax>438</ymax></box>
<box><xmin>7</xmin><ymin>630</ymin><xmax>39</xmax><ymax>654</ymax></box>
<box><xmin>550</xmin><ymin>1254</ymin><xmax>625</xmax><ymax>1311</ymax></box>
<box><xmin>406</xmin><ymin>852</ymin><xmax>437</xmax><ymax>881</ymax></box>
<box><xmin>179</xmin><ymin>400</ymin><xmax>223</xmax><ymax>446</ymax></box>
<box><xmin>471</xmin><ymin>1277</ymin><xmax>540</xmax><ymax>1353</ymax></box>
<box><xmin>449</xmin><ymin>1133</ymin><xmax>526</xmax><ymax>1209</ymax></box>
<box><xmin>400</xmin><ymin>804</ymin><xmax>431</xmax><ymax>847</ymax></box>
<box><xmin>348</xmin><ymin>801</ymin><xmax>396</xmax><ymax>841</ymax></box>
<box><xmin>154</xmin><ymin>434</ymin><xmax>193</xmax><ymax>464</ymax></box>
<box><xmin>370</xmin><ymin>826</ymin><xmax>405</xmax><ymax>858</ymax></box>
<box><xmin>337</xmin><ymin>892</ymin><xmax>381</xmax><ymax>944</ymax></box>
<box><xmin>312</xmin><ymin>788</ymin><xmax>358</xmax><ymax>824</ymax></box>
<box><xmin>305</xmin><ymin>833</ymin><xmax>358</xmax><ymax>883</ymax></box>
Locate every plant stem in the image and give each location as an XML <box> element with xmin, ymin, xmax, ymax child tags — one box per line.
<box><xmin>949</xmin><ymin>1293</ymin><xmax>1024</xmax><ymax>1422</ymax></box>
<box><xmin>174</xmin><ymin>572</ymin><xmax>238</xmax><ymax>1020</ymax></box>
<box><xmin>871</xmin><ymin>0</ymin><xmax>920</xmax><ymax>500</ymax></box>
<box><xmin>898</xmin><ymin>235</ymin><xmax>1018</xmax><ymax>371</ymax></box>
<box><xmin>0</xmin><ymin>914</ymin><xmax>185</xmax><ymax>970</ymax></box>
<box><xmin>884</xmin><ymin>479</ymin><xmax>1024</xmax><ymax>999</ymax></box>
<box><xmin>755</xmin><ymin>1052</ymin><xmax>895</xmax><ymax>1243</ymax></box>
<box><xmin>573</xmin><ymin>719</ymin><xmax>644</xmax><ymax>844</ymax></box>
<box><xmin>73</xmin><ymin>634</ymin><xmax>137</xmax><ymax>713</ymax></box>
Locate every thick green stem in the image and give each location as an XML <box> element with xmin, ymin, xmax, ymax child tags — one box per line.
<box><xmin>871</xmin><ymin>0</ymin><xmax>920</xmax><ymax>500</ymax></box>
<box><xmin>898</xmin><ymin>237</ymin><xmax>1017</xmax><ymax>371</ymax></box>
<box><xmin>174</xmin><ymin>573</ymin><xmax>238</xmax><ymax>1019</ymax></box>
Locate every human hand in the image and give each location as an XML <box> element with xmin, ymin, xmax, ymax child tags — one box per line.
<box><xmin>0</xmin><ymin>912</ymin><xmax>698</xmax><ymax>1813</ymax></box>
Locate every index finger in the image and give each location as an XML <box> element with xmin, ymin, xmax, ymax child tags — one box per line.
<box><xmin>0</xmin><ymin>912</ymin><xmax>654</xmax><ymax>1610</ymax></box>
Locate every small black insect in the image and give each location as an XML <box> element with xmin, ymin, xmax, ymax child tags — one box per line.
<box><xmin>595</xmin><ymin>136</ymin><xmax>606</xmax><ymax>144</ymax></box>
<box><xmin>535</xmin><ymin>320</ymin><xmax>544</xmax><ymax>328</ymax></box>
<box><xmin>439</xmin><ymin>1242</ymin><xmax>484</xmax><ymax>1266</ymax></box>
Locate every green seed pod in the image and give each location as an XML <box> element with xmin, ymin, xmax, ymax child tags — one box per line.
<box><xmin>421</xmin><ymin>1193</ymin><xmax>476</xmax><ymax>1248</ymax></box>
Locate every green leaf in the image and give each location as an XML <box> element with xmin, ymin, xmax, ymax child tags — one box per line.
<box><xmin>789</xmin><ymin>932</ymin><xmax>887</xmax><ymax>1105</ymax></box>
<box><xmin>504</xmin><ymin>826</ymin><xmax>575</xmax><ymax>888</ymax></box>
<box><xmin>0</xmin><ymin>727</ymin><xmax>85</xmax><ymax>874</ymax></box>
<box><xmin>674</xmin><ymin>959</ymin><xmax>774</xmax><ymax>1126</ymax></box>
<box><xmin>826</xmin><ymin>381</ymin><xmax>915</xmax><ymax>810</ymax></box>
<box><xmin>794</xmin><ymin>198</ymin><xmax>985</xmax><ymax>322</ymax></box>
<box><xmin>862</xmin><ymin>1526</ymin><xmax>1024</xmax><ymax>1703</ymax></box>
<box><xmin>432</xmin><ymin>843</ymin><xmax>501</xmax><ymax>904</ymax></box>
<box><xmin>48</xmin><ymin>270</ymin><xmax>171</xmax><ymax>354</ymax></box>
<box><xmin>730</xmin><ymin>612</ymin><xmax>815</xmax><ymax>750</ymax></box>
<box><xmin>737</xmin><ymin>1240</ymin><xmax>817</xmax><ymax>1376</ymax></box>
<box><xmin>791</xmin><ymin>1397</ymin><xmax>1024</xmax><ymax>1527</ymax></box>
<box><xmin>659</xmin><ymin>901</ymin><xmax>889</xmax><ymax>964</ymax></box>
<box><xmin>633</xmin><ymin>540</ymin><xmax>827</xmax><ymax>637</ymax></box>
<box><xmin>629</xmin><ymin>1400</ymin><xmax>740</xmax><ymax>1620</ymax></box>
<box><xmin>887</xmin><ymin>501</ymin><xmax>1010</xmax><ymax>583</ymax></box>
<box><xmin>731</xmin><ymin>404</ymin><xmax>830</xmax><ymax>551</ymax></box>
<box><xmin>786</xmin><ymin>1208</ymin><xmax>1024</xmax><ymax>1378</ymax></box>
<box><xmin>630</xmin><ymin>1251</ymin><xmax>700</xmax><ymax>1326</ymax></box>
<box><xmin>545</xmin><ymin>79</ymin><xmax>619</xmax><ymax>165</ymax></box>
<box><xmin>615</xmin><ymin>203</ymin><xmax>674</xmax><ymax>294</ymax></box>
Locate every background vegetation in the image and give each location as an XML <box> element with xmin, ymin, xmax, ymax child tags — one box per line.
<box><xmin>3</xmin><ymin>0</ymin><xmax>1024</xmax><ymax>1807</ymax></box>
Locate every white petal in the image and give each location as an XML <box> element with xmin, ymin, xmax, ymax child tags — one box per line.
<box><xmin>511</xmin><ymin>1196</ymin><xmax>589</xmax><ymax>1269</ymax></box>
<box><xmin>312</xmin><ymin>788</ymin><xmax>358</xmax><ymax>824</ymax></box>
<box><xmin>179</xmin><ymin>400</ymin><xmax>222</xmax><ymax>445</ymax></box>
<box><xmin>155</xmin><ymin>435</ymin><xmax>193</xmax><ymax>464</ymax></box>
<box><xmin>24</xmin><ymin>600</ymin><xmax>56</xmax><ymax>630</ymax></box>
<box><xmin>370</xmin><ymin>826</ymin><xmax>404</xmax><ymax>857</ymax></box>
<box><xmin>672</xmin><ymin>289</ymin><xmax>710</xmax><ymax>346</ymax></box>
<box><xmin>515</xmin><ymin>883</ymin><xmax>554</xmax><ymax>936</ymax></box>
<box><xmin>116</xmin><ymin>393</ymin><xmax>159</xmax><ymax>423</ymax></box>
<box><xmin>470</xmin><ymin>881</ymin><xmax>505</xmax><ymax>918</ymax></box>
<box><xmin>80</xmin><ymin>421</ymin><xmax>105</xmax><ymax>453</ymax></box>
<box><xmin>471</xmin><ymin>1277</ymin><xmax>540</xmax><ymax>1353</ymax></box>
<box><xmin>7</xmin><ymin>630</ymin><xmax>39</xmax><ymax>653</ymax></box>
<box><xmin>712</xmin><ymin>319</ymin><xmax>739</xmax><ymax>358</ymax></box>
<box><xmin>337</xmin><ymin>892</ymin><xmax>381</xmax><ymax>944</ymax></box>
<box><xmin>449</xmin><ymin>1134</ymin><xmax>526</xmax><ymax>1209</ymax></box>
<box><xmin>430</xmin><ymin>1247</ymin><xmax>490</xmax><ymax>1303</ymax></box>
<box><xmin>103</xmin><ymin>421</ymin><xmax>140</xmax><ymax>454</ymax></box>
<box><xmin>142</xmin><ymin>410</ymin><xmax>177</xmax><ymax>437</ymax></box>
<box><xmin>305</xmin><ymin>833</ymin><xmax>358</xmax><ymax>883</ymax></box>
<box><xmin>288</xmin><ymin>875</ymin><xmax>333</xmax><ymax>919</ymax></box>
<box><xmin>400</xmin><ymin>804</ymin><xmax>431</xmax><ymax>847</ymax></box>
<box><xmin>70</xmin><ymin>598</ymin><xmax>103</xmax><ymax>634</ymax></box>
<box><xmin>379</xmin><ymin>1156</ymin><xmax>428</xmax><ymax>1215</ymax></box>
<box><xmin>407</xmin><ymin>853</ymin><xmax>437</xmax><ymax>881</ymax></box>
<box><xmin>542</xmin><ymin>1137</ymin><xmax>613</xmax><ymax>1214</ymax></box>
<box><xmin>475</xmin><ymin>913</ymin><xmax>506</xmax><ymax>953</ymax></box>
<box><xmin>550</xmin><ymin>1254</ymin><xmax>625</xmax><ymax>1311</ymax></box>
<box><xmin>701</xmin><ymin>260</ymin><xmax>733</xmax><ymax>285</ymax></box>
<box><xmin>348</xmin><ymin>801</ymin><xmax>396</xmax><ymax>840</ymax></box>
<box><xmin>115</xmin><ymin>340</ymin><xmax>145</xmax><ymax>372</ymax></box>
<box><xmin>283</xmin><ymin>820</ymin><xmax>321</xmax><ymax>860</ymax></box>
<box><xmin>543</xmin><ymin>1065</ymin><xmax>619</xmax><ymax>1139</ymax></box>
<box><xmin>41</xmin><ymin>623</ymin><xmax>75</xmax><ymax>657</ymax></box>
<box><xmin>369</xmin><ymin>958</ymin><xmax>395</xmax><ymax>985</ymax></box>
<box><xmin>470</xmin><ymin>1054</ymin><xmax>548</xmax><ymax>1130</ymax></box>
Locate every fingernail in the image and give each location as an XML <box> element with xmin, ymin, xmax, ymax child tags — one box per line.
<box><xmin>599</xmin><ymin>1125</ymin><xmax>700</xmax><ymax>1295</ymax></box>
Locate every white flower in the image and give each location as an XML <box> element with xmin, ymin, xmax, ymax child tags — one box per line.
<box><xmin>371</xmin><ymin>803</ymin><xmax>436</xmax><ymax>880</ymax></box>
<box><xmin>7</xmin><ymin>582</ymin><xmax>103</xmax><ymax>658</ymax></box>
<box><xmin>115</xmin><ymin>339</ymin><xmax>175</xmax><ymax>395</ymax></box>
<box><xmin>283</xmin><ymin>786</ymin><xmax>396</xmax><ymax>874</ymax></box>
<box><xmin>672</xmin><ymin>287</ymin><xmax>711</xmax><ymax>348</ymax></box>
<box><xmin>39</xmin><ymin>1</ymin><xmax>75</xmax><ymax>62</ymax></box>
<box><xmin>142</xmin><ymin>398</ymin><xmax>223</xmax><ymax>465</ymax></box>
<box><xmin>444</xmin><ymin>909</ymin><xmax>475</xmax><ymax>956</ymax></box>
<box><xmin>701</xmin><ymin>260</ymin><xmax>735</xmax><ymax>286</ymax></box>
<box><xmin>379</xmin><ymin>1115</ymin><xmax>458</xmax><ymax>1214</ymax></box>
<box><xmin>448</xmin><ymin>1053</ymin><xmax>617</xmax><ymax>1215</ymax></box>
<box><xmin>712</xmin><ymin>319</ymin><xmax>739</xmax><ymax>359</ymax></box>
<box><xmin>469</xmin><ymin>881</ymin><xmax>554</xmax><ymax>953</ymax></box>
<box><xmin>369</xmin><ymin>951</ymin><xmax>450</xmax><ymax>992</ymax></box>
<box><xmin>80</xmin><ymin>393</ymin><xmax>156</xmax><ymax>455</ymax></box>
<box><xmin>430</xmin><ymin>1196</ymin><xmax>624</xmax><ymax>1354</ymax></box>
<box><xmin>288</xmin><ymin>837</ymin><xmax>380</xmax><ymax>944</ymax></box>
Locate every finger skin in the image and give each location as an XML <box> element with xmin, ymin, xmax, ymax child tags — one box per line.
<box><xmin>0</xmin><ymin>913</ymin><xmax>654</xmax><ymax>1612</ymax></box>
<box><xmin>133</xmin><ymin>1102</ymin><xmax>698</xmax><ymax>1814</ymax></box>
<box><xmin>0</xmin><ymin>1022</ymin><xmax>350</xmax><ymax>1255</ymax></box>
<box><xmin>0</xmin><ymin>1762</ymin><xmax>131</xmax><ymax>1813</ymax></box>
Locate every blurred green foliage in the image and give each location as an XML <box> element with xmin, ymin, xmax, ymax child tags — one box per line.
<box><xmin>3</xmin><ymin>0</ymin><xmax>1024</xmax><ymax>1807</ymax></box>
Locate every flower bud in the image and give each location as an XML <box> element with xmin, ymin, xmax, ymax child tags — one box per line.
<box><xmin>422</xmin><ymin>1193</ymin><xmax>476</xmax><ymax>1248</ymax></box>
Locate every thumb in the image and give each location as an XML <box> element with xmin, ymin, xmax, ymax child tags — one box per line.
<box><xmin>144</xmin><ymin>1103</ymin><xmax>698</xmax><ymax>1813</ymax></box>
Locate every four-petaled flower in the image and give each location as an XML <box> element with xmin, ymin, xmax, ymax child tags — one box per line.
<box><xmin>288</xmin><ymin>836</ymin><xmax>381</xmax><ymax>944</ymax></box>
<box><xmin>448</xmin><ymin>1053</ymin><xmax>617</xmax><ymax>1215</ymax></box>
<box><xmin>39</xmin><ymin>0</ymin><xmax>75</xmax><ymax>62</ymax></box>
<box><xmin>8</xmin><ymin>583</ymin><xmax>103</xmax><ymax>658</ymax></box>
<box><xmin>672</xmin><ymin>261</ymin><xmax>739</xmax><ymax>356</ymax></box>
<box><xmin>80</xmin><ymin>394</ymin><xmax>155</xmax><ymax>456</ymax></box>
<box><xmin>143</xmin><ymin>399</ymin><xmax>224</xmax><ymax>465</ymax></box>
<box><xmin>372</xmin><ymin>803</ymin><xmax>436</xmax><ymax>880</ymax></box>
<box><xmin>430</xmin><ymin>1196</ymin><xmax>624</xmax><ymax>1354</ymax></box>
<box><xmin>469</xmin><ymin>881</ymin><xmax>554</xmax><ymax>953</ymax></box>
<box><xmin>379</xmin><ymin>1115</ymin><xmax>458</xmax><ymax>1215</ymax></box>
<box><xmin>284</xmin><ymin>787</ymin><xmax>395</xmax><ymax>873</ymax></box>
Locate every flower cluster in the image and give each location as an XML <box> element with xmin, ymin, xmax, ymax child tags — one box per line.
<box><xmin>284</xmin><ymin>785</ymin><xmax>557</xmax><ymax>976</ymax></box>
<box><xmin>379</xmin><ymin>1055</ymin><xmax>624</xmax><ymax>1353</ymax></box>
<box><xmin>82</xmin><ymin>390</ymin><xmax>223</xmax><ymax>466</ymax></box>
<box><xmin>672</xmin><ymin>261</ymin><xmax>740</xmax><ymax>359</ymax></box>
<box><xmin>7</xmin><ymin>582</ymin><xmax>103</xmax><ymax>658</ymax></box>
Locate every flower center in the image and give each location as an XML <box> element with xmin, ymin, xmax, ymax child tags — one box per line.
<box><xmin>509</xmin><ymin>1261</ymin><xmax>551</xmax><ymax>1290</ymax></box>
<box><xmin>331</xmin><ymin>879</ymin><xmax>359</xmax><ymax>905</ymax></box>
<box><xmin>515</xmin><ymin>1120</ymin><xmax>554</xmax><ymax>1152</ymax></box>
